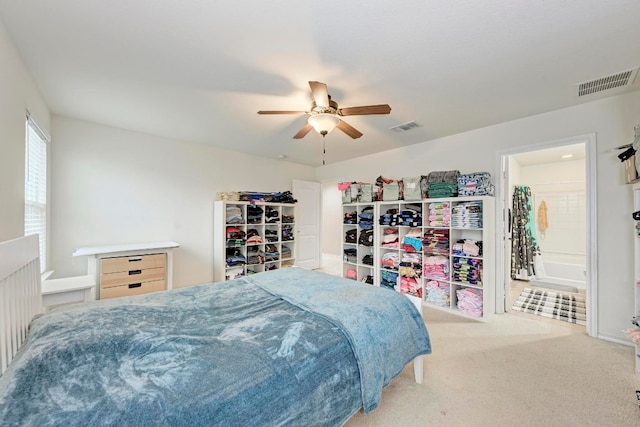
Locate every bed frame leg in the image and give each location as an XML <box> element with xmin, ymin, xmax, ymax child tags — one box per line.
<box><xmin>413</xmin><ymin>355</ymin><xmax>423</xmax><ymax>384</ymax></box>
<box><xmin>404</xmin><ymin>294</ymin><xmax>425</xmax><ymax>384</ymax></box>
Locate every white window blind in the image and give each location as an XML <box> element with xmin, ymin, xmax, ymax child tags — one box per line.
<box><xmin>24</xmin><ymin>115</ymin><xmax>49</xmax><ymax>273</ymax></box>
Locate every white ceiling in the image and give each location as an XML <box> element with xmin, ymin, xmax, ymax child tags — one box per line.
<box><xmin>1</xmin><ymin>0</ymin><xmax>639</xmax><ymax>167</ymax></box>
<box><xmin>511</xmin><ymin>143</ymin><xmax>585</xmax><ymax>167</ymax></box>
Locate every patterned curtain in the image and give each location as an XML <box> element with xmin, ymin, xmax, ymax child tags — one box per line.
<box><xmin>510</xmin><ymin>185</ymin><xmax>540</xmax><ymax>279</ymax></box>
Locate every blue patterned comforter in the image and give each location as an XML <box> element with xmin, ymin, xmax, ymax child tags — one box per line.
<box><xmin>0</xmin><ymin>268</ymin><xmax>431</xmax><ymax>426</ymax></box>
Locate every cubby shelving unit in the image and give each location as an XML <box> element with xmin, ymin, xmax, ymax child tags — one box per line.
<box><xmin>341</xmin><ymin>202</ymin><xmax>375</xmax><ymax>284</ymax></box>
<box><xmin>214</xmin><ymin>201</ymin><xmax>296</xmax><ymax>282</ymax></box>
<box><xmin>341</xmin><ymin>196</ymin><xmax>495</xmax><ymax>321</ymax></box>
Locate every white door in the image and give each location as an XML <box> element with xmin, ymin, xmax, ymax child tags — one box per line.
<box><xmin>292</xmin><ymin>180</ymin><xmax>321</xmax><ymax>269</ymax></box>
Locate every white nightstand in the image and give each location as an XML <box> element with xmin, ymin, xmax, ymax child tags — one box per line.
<box><xmin>42</xmin><ymin>275</ymin><xmax>95</xmax><ymax>308</ymax></box>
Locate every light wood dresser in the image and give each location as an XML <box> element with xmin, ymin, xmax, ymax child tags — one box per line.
<box><xmin>73</xmin><ymin>241</ymin><xmax>179</xmax><ymax>300</ymax></box>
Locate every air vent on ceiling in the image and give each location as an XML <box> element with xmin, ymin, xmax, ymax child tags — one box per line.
<box><xmin>389</xmin><ymin>121</ymin><xmax>421</xmax><ymax>133</ymax></box>
<box><xmin>577</xmin><ymin>68</ymin><xmax>638</xmax><ymax>97</ymax></box>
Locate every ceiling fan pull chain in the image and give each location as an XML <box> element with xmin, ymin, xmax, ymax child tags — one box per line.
<box><xmin>323</xmin><ymin>135</ymin><xmax>326</xmax><ymax>165</ymax></box>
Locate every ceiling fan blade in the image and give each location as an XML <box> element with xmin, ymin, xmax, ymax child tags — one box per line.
<box><xmin>336</xmin><ymin>120</ymin><xmax>363</xmax><ymax>139</ymax></box>
<box><xmin>309</xmin><ymin>81</ymin><xmax>330</xmax><ymax>108</ymax></box>
<box><xmin>257</xmin><ymin>110</ymin><xmax>307</xmax><ymax>115</ymax></box>
<box><xmin>338</xmin><ymin>104</ymin><xmax>392</xmax><ymax>116</ymax></box>
<box><xmin>293</xmin><ymin>124</ymin><xmax>313</xmax><ymax>139</ymax></box>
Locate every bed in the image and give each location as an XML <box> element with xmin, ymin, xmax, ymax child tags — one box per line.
<box><xmin>0</xmin><ymin>235</ymin><xmax>431</xmax><ymax>426</ymax></box>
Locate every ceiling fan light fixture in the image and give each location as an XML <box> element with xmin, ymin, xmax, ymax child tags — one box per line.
<box><xmin>259</xmin><ymin>81</ymin><xmax>390</xmax><ymax>140</ymax></box>
<box><xmin>308</xmin><ymin>113</ymin><xmax>340</xmax><ymax>135</ymax></box>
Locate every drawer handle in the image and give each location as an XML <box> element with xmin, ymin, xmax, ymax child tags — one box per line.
<box><xmin>128</xmin><ymin>257</ymin><xmax>142</xmax><ymax>262</ymax></box>
<box><xmin>128</xmin><ymin>283</ymin><xmax>142</xmax><ymax>289</ymax></box>
<box><xmin>128</xmin><ymin>270</ymin><xmax>142</xmax><ymax>275</ymax></box>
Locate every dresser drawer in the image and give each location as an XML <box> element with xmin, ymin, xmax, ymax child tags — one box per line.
<box><xmin>100</xmin><ymin>279</ymin><xmax>166</xmax><ymax>299</ymax></box>
<box><xmin>100</xmin><ymin>267</ymin><xmax>166</xmax><ymax>289</ymax></box>
<box><xmin>101</xmin><ymin>253</ymin><xmax>166</xmax><ymax>274</ymax></box>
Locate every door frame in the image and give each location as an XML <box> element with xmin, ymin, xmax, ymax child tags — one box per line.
<box><xmin>494</xmin><ymin>133</ymin><xmax>597</xmax><ymax>337</ymax></box>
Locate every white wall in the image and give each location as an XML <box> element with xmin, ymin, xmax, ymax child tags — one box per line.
<box><xmin>49</xmin><ymin>116</ymin><xmax>316</xmax><ymax>287</ymax></box>
<box><xmin>315</xmin><ymin>90</ymin><xmax>640</xmax><ymax>342</ymax></box>
<box><xmin>0</xmin><ymin>19</ymin><xmax>50</xmax><ymax>243</ymax></box>
<box><xmin>519</xmin><ymin>159</ymin><xmax>586</xmax><ymax>267</ymax></box>
<box><xmin>321</xmin><ymin>180</ymin><xmax>343</xmax><ymax>256</ymax></box>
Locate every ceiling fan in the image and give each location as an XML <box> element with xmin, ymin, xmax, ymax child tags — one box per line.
<box><xmin>257</xmin><ymin>81</ymin><xmax>391</xmax><ymax>140</ymax></box>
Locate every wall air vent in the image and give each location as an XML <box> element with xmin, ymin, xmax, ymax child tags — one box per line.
<box><xmin>389</xmin><ymin>121</ymin><xmax>421</xmax><ymax>133</ymax></box>
<box><xmin>577</xmin><ymin>68</ymin><xmax>638</xmax><ymax>97</ymax></box>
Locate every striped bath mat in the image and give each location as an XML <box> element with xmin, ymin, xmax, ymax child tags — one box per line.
<box><xmin>511</xmin><ymin>288</ymin><xmax>586</xmax><ymax>325</ymax></box>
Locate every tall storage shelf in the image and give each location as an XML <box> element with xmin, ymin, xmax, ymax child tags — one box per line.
<box><xmin>342</xmin><ymin>203</ymin><xmax>375</xmax><ymax>284</ymax></box>
<box><xmin>378</xmin><ymin>201</ymin><xmax>423</xmax><ymax>296</ymax></box>
<box><xmin>341</xmin><ymin>196</ymin><xmax>495</xmax><ymax>321</ymax></box>
<box><xmin>214</xmin><ymin>201</ymin><xmax>296</xmax><ymax>282</ymax></box>
<box><xmin>438</xmin><ymin>197</ymin><xmax>495</xmax><ymax>320</ymax></box>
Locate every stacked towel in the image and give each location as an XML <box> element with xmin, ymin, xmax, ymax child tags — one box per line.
<box><xmin>343</xmin><ymin>247</ymin><xmax>357</xmax><ymax>264</ymax></box>
<box><xmin>428</xmin><ymin>182</ymin><xmax>457</xmax><ymax>198</ymax></box>
<box><xmin>358</xmin><ymin>206</ymin><xmax>374</xmax><ymax>230</ymax></box>
<box><xmin>424</xmin><ymin>280</ymin><xmax>450</xmax><ymax>307</ymax></box>
<box><xmin>343</xmin><ymin>210</ymin><xmax>358</xmax><ymax>224</ymax></box>
<box><xmin>428</xmin><ymin>202</ymin><xmax>451</xmax><ymax>227</ymax></box>
<box><xmin>451</xmin><ymin>239</ymin><xmax>482</xmax><ymax>257</ymax></box>
<box><xmin>380</xmin><ymin>270</ymin><xmax>399</xmax><ymax>290</ymax></box>
<box><xmin>400</xmin><ymin>276</ymin><xmax>422</xmax><ymax>298</ymax></box>
<box><xmin>402</xmin><ymin>228</ymin><xmax>423</xmax><ymax>252</ymax></box>
<box><xmin>451</xmin><ymin>201</ymin><xmax>483</xmax><ymax>228</ymax></box>
<box><xmin>379</xmin><ymin>208</ymin><xmax>399</xmax><ymax>226</ymax></box>
<box><xmin>452</xmin><ymin>256</ymin><xmax>482</xmax><ymax>286</ymax></box>
<box><xmin>422</xmin><ymin>229</ymin><xmax>449</xmax><ymax>255</ymax></box>
<box><xmin>397</xmin><ymin>208</ymin><xmax>422</xmax><ymax>227</ymax></box>
<box><xmin>381</xmin><ymin>227</ymin><xmax>399</xmax><ymax>248</ymax></box>
<box><xmin>456</xmin><ymin>288</ymin><xmax>483</xmax><ymax>317</ymax></box>
<box><xmin>423</xmin><ymin>255</ymin><xmax>449</xmax><ymax>280</ymax></box>
<box><xmin>381</xmin><ymin>252</ymin><xmax>400</xmax><ymax>270</ymax></box>
<box><xmin>399</xmin><ymin>260</ymin><xmax>422</xmax><ymax>278</ymax></box>
<box><xmin>225</xmin><ymin>205</ymin><xmax>243</xmax><ymax>224</ymax></box>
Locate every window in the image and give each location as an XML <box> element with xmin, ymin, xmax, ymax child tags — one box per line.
<box><xmin>24</xmin><ymin>115</ymin><xmax>49</xmax><ymax>273</ymax></box>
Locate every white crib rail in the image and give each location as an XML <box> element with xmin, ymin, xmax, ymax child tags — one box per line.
<box><xmin>0</xmin><ymin>235</ymin><xmax>42</xmax><ymax>374</ymax></box>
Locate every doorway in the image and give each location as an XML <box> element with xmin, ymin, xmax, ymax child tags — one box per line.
<box><xmin>497</xmin><ymin>134</ymin><xmax>597</xmax><ymax>336</ymax></box>
<box><xmin>319</xmin><ymin>179</ymin><xmax>344</xmax><ymax>276</ymax></box>
<box><xmin>292</xmin><ymin>180</ymin><xmax>321</xmax><ymax>270</ymax></box>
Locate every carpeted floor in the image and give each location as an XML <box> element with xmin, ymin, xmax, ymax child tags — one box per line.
<box><xmin>345</xmin><ymin>309</ymin><xmax>639</xmax><ymax>427</ymax></box>
<box><xmin>511</xmin><ymin>287</ymin><xmax>586</xmax><ymax>325</ymax></box>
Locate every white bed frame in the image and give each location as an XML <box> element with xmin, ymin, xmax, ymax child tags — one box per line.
<box><xmin>407</xmin><ymin>295</ymin><xmax>424</xmax><ymax>383</ymax></box>
<box><xmin>0</xmin><ymin>234</ymin><xmax>423</xmax><ymax>382</ymax></box>
<box><xmin>0</xmin><ymin>235</ymin><xmax>42</xmax><ymax>374</ymax></box>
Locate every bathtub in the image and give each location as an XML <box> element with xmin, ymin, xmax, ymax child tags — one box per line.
<box><xmin>539</xmin><ymin>260</ymin><xmax>586</xmax><ymax>290</ymax></box>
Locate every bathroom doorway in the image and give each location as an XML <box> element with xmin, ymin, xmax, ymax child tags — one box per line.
<box><xmin>497</xmin><ymin>134</ymin><xmax>597</xmax><ymax>335</ymax></box>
